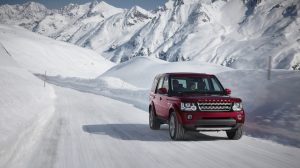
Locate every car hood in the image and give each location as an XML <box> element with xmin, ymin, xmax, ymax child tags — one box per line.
<box><xmin>177</xmin><ymin>94</ymin><xmax>242</xmax><ymax>102</ymax></box>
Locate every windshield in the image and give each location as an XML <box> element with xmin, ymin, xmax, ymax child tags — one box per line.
<box><xmin>170</xmin><ymin>76</ymin><xmax>225</xmax><ymax>94</ymax></box>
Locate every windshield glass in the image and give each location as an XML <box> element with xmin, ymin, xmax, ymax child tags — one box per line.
<box><xmin>170</xmin><ymin>76</ymin><xmax>224</xmax><ymax>94</ymax></box>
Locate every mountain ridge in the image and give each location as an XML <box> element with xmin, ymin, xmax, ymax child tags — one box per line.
<box><xmin>0</xmin><ymin>0</ymin><xmax>299</xmax><ymax>70</ymax></box>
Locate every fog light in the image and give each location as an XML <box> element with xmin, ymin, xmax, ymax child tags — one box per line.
<box><xmin>187</xmin><ymin>114</ymin><xmax>193</xmax><ymax>120</ymax></box>
<box><xmin>237</xmin><ymin>114</ymin><xmax>242</xmax><ymax>120</ymax></box>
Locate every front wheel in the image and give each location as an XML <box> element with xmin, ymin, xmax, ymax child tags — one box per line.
<box><xmin>169</xmin><ymin>112</ymin><xmax>185</xmax><ymax>140</ymax></box>
<box><xmin>149</xmin><ymin>106</ymin><xmax>160</xmax><ymax>130</ymax></box>
<box><xmin>226</xmin><ymin>126</ymin><xmax>243</xmax><ymax>140</ymax></box>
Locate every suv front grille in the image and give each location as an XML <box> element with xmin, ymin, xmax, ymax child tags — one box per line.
<box><xmin>197</xmin><ymin>102</ymin><xmax>232</xmax><ymax>112</ymax></box>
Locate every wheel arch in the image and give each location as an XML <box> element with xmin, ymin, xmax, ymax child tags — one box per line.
<box><xmin>149</xmin><ymin>102</ymin><xmax>156</xmax><ymax>115</ymax></box>
<box><xmin>169</xmin><ymin>104</ymin><xmax>183</xmax><ymax>123</ymax></box>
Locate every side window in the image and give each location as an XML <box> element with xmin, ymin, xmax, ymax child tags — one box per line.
<box><xmin>162</xmin><ymin>76</ymin><xmax>169</xmax><ymax>92</ymax></box>
<box><xmin>155</xmin><ymin>77</ymin><xmax>164</xmax><ymax>93</ymax></box>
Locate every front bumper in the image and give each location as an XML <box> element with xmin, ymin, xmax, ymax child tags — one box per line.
<box><xmin>178</xmin><ymin>110</ymin><xmax>245</xmax><ymax>131</ymax></box>
<box><xmin>184</xmin><ymin>123</ymin><xmax>243</xmax><ymax>131</ymax></box>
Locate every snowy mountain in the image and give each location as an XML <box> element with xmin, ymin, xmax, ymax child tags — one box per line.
<box><xmin>0</xmin><ymin>0</ymin><xmax>299</xmax><ymax>70</ymax></box>
<box><xmin>0</xmin><ymin>2</ymin><xmax>51</xmax><ymax>30</ymax></box>
<box><xmin>109</xmin><ymin>0</ymin><xmax>300</xmax><ymax>69</ymax></box>
<box><xmin>1</xmin><ymin>15</ymin><xmax>300</xmax><ymax>168</ymax></box>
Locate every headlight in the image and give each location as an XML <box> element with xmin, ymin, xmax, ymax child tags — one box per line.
<box><xmin>181</xmin><ymin>102</ymin><xmax>197</xmax><ymax>111</ymax></box>
<box><xmin>232</xmin><ymin>102</ymin><xmax>243</xmax><ymax>111</ymax></box>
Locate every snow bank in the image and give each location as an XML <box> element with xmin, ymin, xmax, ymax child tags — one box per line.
<box><xmin>101</xmin><ymin>56</ymin><xmax>232</xmax><ymax>88</ymax></box>
<box><xmin>42</xmin><ymin>75</ymin><xmax>148</xmax><ymax>111</ymax></box>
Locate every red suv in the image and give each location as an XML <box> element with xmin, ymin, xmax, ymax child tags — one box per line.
<box><xmin>149</xmin><ymin>73</ymin><xmax>245</xmax><ymax>140</ymax></box>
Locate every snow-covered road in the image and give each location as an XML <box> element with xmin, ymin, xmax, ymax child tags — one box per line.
<box><xmin>4</xmin><ymin>85</ymin><xmax>299</xmax><ymax>168</ymax></box>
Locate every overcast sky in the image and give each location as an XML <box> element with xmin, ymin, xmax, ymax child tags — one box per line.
<box><xmin>0</xmin><ymin>0</ymin><xmax>167</xmax><ymax>10</ymax></box>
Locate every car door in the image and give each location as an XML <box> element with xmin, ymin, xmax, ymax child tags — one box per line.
<box><xmin>159</xmin><ymin>76</ymin><xmax>170</xmax><ymax>119</ymax></box>
<box><xmin>152</xmin><ymin>76</ymin><xmax>164</xmax><ymax>117</ymax></box>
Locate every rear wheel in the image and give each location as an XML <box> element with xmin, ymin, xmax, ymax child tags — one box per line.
<box><xmin>169</xmin><ymin>112</ymin><xmax>185</xmax><ymax>140</ymax></box>
<box><xmin>226</xmin><ymin>126</ymin><xmax>243</xmax><ymax>140</ymax></box>
<box><xmin>149</xmin><ymin>106</ymin><xmax>160</xmax><ymax>130</ymax></box>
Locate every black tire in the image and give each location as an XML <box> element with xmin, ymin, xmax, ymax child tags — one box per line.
<box><xmin>226</xmin><ymin>126</ymin><xmax>243</xmax><ymax>140</ymax></box>
<box><xmin>169</xmin><ymin>112</ymin><xmax>186</xmax><ymax>140</ymax></box>
<box><xmin>149</xmin><ymin>106</ymin><xmax>160</xmax><ymax>130</ymax></box>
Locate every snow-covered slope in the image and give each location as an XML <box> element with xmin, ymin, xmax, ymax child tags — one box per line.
<box><xmin>0</xmin><ymin>2</ymin><xmax>51</xmax><ymax>30</ymax></box>
<box><xmin>45</xmin><ymin>1</ymin><xmax>124</xmax><ymax>42</ymax></box>
<box><xmin>0</xmin><ymin>24</ymin><xmax>114</xmax><ymax>78</ymax></box>
<box><xmin>82</xmin><ymin>5</ymin><xmax>154</xmax><ymax>59</ymax></box>
<box><xmin>109</xmin><ymin>0</ymin><xmax>300</xmax><ymax>69</ymax></box>
<box><xmin>1</xmin><ymin>0</ymin><xmax>299</xmax><ymax>70</ymax></box>
<box><xmin>0</xmin><ymin>1</ymin><xmax>124</xmax><ymax>39</ymax></box>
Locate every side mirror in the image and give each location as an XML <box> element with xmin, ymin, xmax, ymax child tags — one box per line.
<box><xmin>158</xmin><ymin>88</ymin><xmax>168</xmax><ymax>94</ymax></box>
<box><xmin>225</xmin><ymin>88</ymin><xmax>231</xmax><ymax>95</ymax></box>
